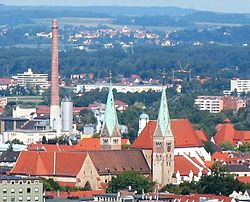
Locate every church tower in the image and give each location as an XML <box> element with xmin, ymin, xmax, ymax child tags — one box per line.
<box><xmin>152</xmin><ymin>72</ymin><xmax>174</xmax><ymax>187</ymax></box>
<box><xmin>100</xmin><ymin>72</ymin><xmax>121</xmax><ymax>150</ymax></box>
<box><xmin>138</xmin><ymin>106</ymin><xmax>149</xmax><ymax>135</ymax></box>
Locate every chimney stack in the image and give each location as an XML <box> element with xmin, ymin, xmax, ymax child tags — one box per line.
<box><xmin>51</xmin><ymin>19</ymin><xmax>59</xmax><ymax>106</ymax></box>
<box><xmin>50</xmin><ymin>19</ymin><xmax>61</xmax><ymax>133</ymax></box>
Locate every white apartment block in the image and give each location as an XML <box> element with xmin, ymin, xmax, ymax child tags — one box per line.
<box><xmin>195</xmin><ymin>96</ymin><xmax>223</xmax><ymax>113</ymax></box>
<box><xmin>230</xmin><ymin>79</ymin><xmax>250</xmax><ymax>93</ymax></box>
<box><xmin>12</xmin><ymin>68</ymin><xmax>49</xmax><ymax>92</ymax></box>
<box><xmin>1</xmin><ymin>130</ymin><xmax>57</xmax><ymax>145</ymax></box>
<box><xmin>77</xmin><ymin>84</ymin><xmax>169</xmax><ymax>93</ymax></box>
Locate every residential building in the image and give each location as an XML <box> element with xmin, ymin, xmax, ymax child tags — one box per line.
<box><xmin>13</xmin><ymin>106</ymin><xmax>36</xmax><ymax>120</ymax></box>
<box><xmin>0</xmin><ymin>78</ymin><xmax>17</xmax><ymax>90</ymax></box>
<box><xmin>195</xmin><ymin>96</ymin><xmax>224</xmax><ymax>113</ymax></box>
<box><xmin>195</xmin><ymin>96</ymin><xmax>246</xmax><ymax>113</ymax></box>
<box><xmin>0</xmin><ymin>176</ymin><xmax>43</xmax><ymax>202</ymax></box>
<box><xmin>12</xmin><ymin>68</ymin><xmax>49</xmax><ymax>93</ymax></box>
<box><xmin>230</xmin><ymin>78</ymin><xmax>250</xmax><ymax>93</ymax></box>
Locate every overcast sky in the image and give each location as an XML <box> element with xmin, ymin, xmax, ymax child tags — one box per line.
<box><xmin>1</xmin><ymin>0</ymin><xmax>250</xmax><ymax>13</ymax></box>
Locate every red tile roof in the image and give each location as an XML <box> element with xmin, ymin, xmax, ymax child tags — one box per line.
<box><xmin>28</xmin><ymin>143</ymin><xmax>74</xmax><ymax>152</ymax></box>
<box><xmin>36</xmin><ymin>105</ymin><xmax>50</xmax><ymax>115</ymax></box>
<box><xmin>214</xmin><ymin>123</ymin><xmax>250</xmax><ymax>145</ymax></box>
<box><xmin>195</xmin><ymin>130</ymin><xmax>208</xmax><ymax>142</ymax></box>
<box><xmin>174</xmin><ymin>155</ymin><xmax>200</xmax><ymax>176</ymax></box>
<box><xmin>214</xmin><ymin>123</ymin><xmax>235</xmax><ymax>145</ymax></box>
<box><xmin>74</xmin><ymin>138</ymin><xmax>130</xmax><ymax>151</ymax></box>
<box><xmin>45</xmin><ymin>190</ymin><xmax>105</xmax><ymax>199</ymax></box>
<box><xmin>11</xmin><ymin>151</ymin><xmax>87</xmax><ymax>177</ymax></box>
<box><xmin>0</xmin><ymin>78</ymin><xmax>17</xmax><ymax>85</ymax></box>
<box><xmin>57</xmin><ymin>181</ymin><xmax>76</xmax><ymax>187</ymax></box>
<box><xmin>237</xmin><ymin>176</ymin><xmax>250</xmax><ymax>183</ymax></box>
<box><xmin>131</xmin><ymin>121</ymin><xmax>156</xmax><ymax>149</ymax></box>
<box><xmin>131</xmin><ymin>119</ymin><xmax>203</xmax><ymax>149</ymax></box>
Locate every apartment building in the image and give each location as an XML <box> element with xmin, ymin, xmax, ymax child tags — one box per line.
<box><xmin>230</xmin><ymin>79</ymin><xmax>250</xmax><ymax>93</ymax></box>
<box><xmin>195</xmin><ymin>96</ymin><xmax>224</xmax><ymax>113</ymax></box>
<box><xmin>0</xmin><ymin>176</ymin><xmax>43</xmax><ymax>202</ymax></box>
<box><xmin>195</xmin><ymin>96</ymin><xmax>246</xmax><ymax>113</ymax></box>
<box><xmin>12</xmin><ymin>68</ymin><xmax>49</xmax><ymax>93</ymax></box>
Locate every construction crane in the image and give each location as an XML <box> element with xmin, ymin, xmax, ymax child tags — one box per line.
<box><xmin>172</xmin><ymin>60</ymin><xmax>192</xmax><ymax>82</ymax></box>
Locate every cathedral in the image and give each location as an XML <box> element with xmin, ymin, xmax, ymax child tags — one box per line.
<box><xmin>11</xmin><ymin>81</ymin><xmax>211</xmax><ymax>190</ymax></box>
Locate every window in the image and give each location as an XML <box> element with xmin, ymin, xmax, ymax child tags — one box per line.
<box><xmin>11</xmin><ymin>196</ymin><xmax>15</xmax><ymax>201</ymax></box>
<box><xmin>11</xmin><ymin>188</ymin><xmax>15</xmax><ymax>193</ymax></box>
<box><xmin>27</xmin><ymin>196</ymin><xmax>31</xmax><ymax>201</ymax></box>
<box><xmin>3</xmin><ymin>196</ymin><xmax>7</xmax><ymax>201</ymax></box>
<box><xmin>3</xmin><ymin>188</ymin><xmax>7</xmax><ymax>193</ymax></box>
<box><xmin>34</xmin><ymin>187</ymin><xmax>39</xmax><ymax>193</ymax></box>
<box><xmin>35</xmin><ymin>196</ymin><xmax>39</xmax><ymax>201</ymax></box>
<box><xmin>18</xmin><ymin>196</ymin><xmax>23</xmax><ymax>201</ymax></box>
<box><xmin>19</xmin><ymin>188</ymin><xmax>23</xmax><ymax>193</ymax></box>
<box><xmin>27</xmin><ymin>188</ymin><xmax>31</xmax><ymax>193</ymax></box>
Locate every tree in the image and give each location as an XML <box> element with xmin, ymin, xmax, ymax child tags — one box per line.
<box><xmin>42</xmin><ymin>136</ymin><xmax>47</xmax><ymax>144</ymax></box>
<box><xmin>106</xmin><ymin>171</ymin><xmax>155</xmax><ymax>194</ymax></box>
<box><xmin>5</xmin><ymin>139</ymin><xmax>24</xmax><ymax>145</ymax></box>
<box><xmin>42</xmin><ymin>178</ymin><xmax>61</xmax><ymax>191</ymax></box>
<box><xmin>79</xmin><ymin>109</ymin><xmax>97</xmax><ymax>126</ymax></box>
<box><xmin>196</xmin><ymin>163</ymin><xmax>245</xmax><ymax>196</ymax></box>
<box><xmin>220</xmin><ymin>141</ymin><xmax>235</xmax><ymax>151</ymax></box>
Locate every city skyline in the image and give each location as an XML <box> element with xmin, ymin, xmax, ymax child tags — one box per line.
<box><xmin>1</xmin><ymin>0</ymin><xmax>250</xmax><ymax>13</ymax></box>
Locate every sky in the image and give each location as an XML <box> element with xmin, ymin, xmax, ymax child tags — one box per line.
<box><xmin>1</xmin><ymin>0</ymin><xmax>250</xmax><ymax>13</ymax></box>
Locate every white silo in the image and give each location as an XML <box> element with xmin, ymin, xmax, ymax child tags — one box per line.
<box><xmin>61</xmin><ymin>99</ymin><xmax>73</xmax><ymax>134</ymax></box>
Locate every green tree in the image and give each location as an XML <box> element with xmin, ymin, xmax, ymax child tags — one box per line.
<box><xmin>79</xmin><ymin>109</ymin><xmax>97</xmax><ymax>125</ymax></box>
<box><xmin>106</xmin><ymin>171</ymin><xmax>155</xmax><ymax>194</ymax></box>
<box><xmin>197</xmin><ymin>163</ymin><xmax>245</xmax><ymax>196</ymax></box>
<box><xmin>42</xmin><ymin>178</ymin><xmax>61</xmax><ymax>191</ymax></box>
<box><xmin>220</xmin><ymin>141</ymin><xmax>235</xmax><ymax>151</ymax></box>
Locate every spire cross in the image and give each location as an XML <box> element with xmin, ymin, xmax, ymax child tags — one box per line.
<box><xmin>162</xmin><ymin>70</ymin><xmax>167</xmax><ymax>86</ymax></box>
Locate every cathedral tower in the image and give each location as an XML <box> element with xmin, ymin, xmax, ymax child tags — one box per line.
<box><xmin>100</xmin><ymin>72</ymin><xmax>121</xmax><ymax>150</ymax></box>
<box><xmin>152</xmin><ymin>73</ymin><xmax>174</xmax><ymax>187</ymax></box>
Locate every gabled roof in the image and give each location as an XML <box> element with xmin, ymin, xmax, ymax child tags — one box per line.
<box><xmin>214</xmin><ymin>123</ymin><xmax>250</xmax><ymax>145</ymax></box>
<box><xmin>132</xmin><ymin>119</ymin><xmax>203</xmax><ymax>149</ymax></box>
<box><xmin>175</xmin><ymin>155</ymin><xmax>200</xmax><ymax>176</ymax></box>
<box><xmin>131</xmin><ymin>121</ymin><xmax>156</xmax><ymax>149</ymax></box>
<box><xmin>172</xmin><ymin>119</ymin><xmax>203</xmax><ymax>148</ymax></box>
<box><xmin>88</xmin><ymin>150</ymin><xmax>150</xmax><ymax>175</ymax></box>
<box><xmin>214</xmin><ymin>123</ymin><xmax>235</xmax><ymax>145</ymax></box>
<box><xmin>195</xmin><ymin>130</ymin><xmax>208</xmax><ymax>142</ymax></box>
<box><xmin>11</xmin><ymin>151</ymin><xmax>87</xmax><ymax>177</ymax></box>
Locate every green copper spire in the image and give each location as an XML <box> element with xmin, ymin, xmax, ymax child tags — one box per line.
<box><xmin>157</xmin><ymin>87</ymin><xmax>171</xmax><ymax>136</ymax></box>
<box><xmin>102</xmin><ymin>71</ymin><xmax>119</xmax><ymax>136</ymax></box>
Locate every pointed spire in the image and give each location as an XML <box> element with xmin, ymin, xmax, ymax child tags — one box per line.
<box><xmin>157</xmin><ymin>71</ymin><xmax>171</xmax><ymax>136</ymax></box>
<box><xmin>102</xmin><ymin>71</ymin><xmax>119</xmax><ymax>136</ymax></box>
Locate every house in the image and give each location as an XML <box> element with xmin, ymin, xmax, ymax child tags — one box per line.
<box><xmin>212</xmin><ymin>119</ymin><xmax>250</xmax><ymax>146</ymax></box>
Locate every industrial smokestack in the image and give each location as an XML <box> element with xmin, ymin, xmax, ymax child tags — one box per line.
<box><xmin>50</xmin><ymin>19</ymin><xmax>61</xmax><ymax>133</ymax></box>
<box><xmin>51</xmin><ymin>19</ymin><xmax>59</xmax><ymax>106</ymax></box>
